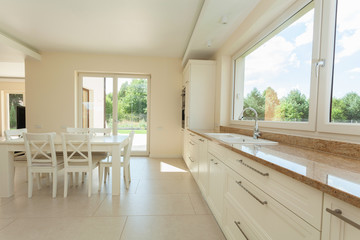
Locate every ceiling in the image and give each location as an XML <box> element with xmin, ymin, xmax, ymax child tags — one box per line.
<box><xmin>0</xmin><ymin>0</ymin><xmax>260</xmax><ymax>77</ymax></box>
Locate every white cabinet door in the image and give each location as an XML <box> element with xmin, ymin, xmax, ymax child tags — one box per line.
<box><xmin>208</xmin><ymin>153</ymin><xmax>226</xmax><ymax>223</ymax></box>
<box><xmin>197</xmin><ymin>136</ymin><xmax>208</xmax><ymax>196</ymax></box>
<box><xmin>183</xmin><ymin>60</ymin><xmax>216</xmax><ymax>129</ymax></box>
<box><xmin>322</xmin><ymin>194</ymin><xmax>360</xmax><ymax>240</ymax></box>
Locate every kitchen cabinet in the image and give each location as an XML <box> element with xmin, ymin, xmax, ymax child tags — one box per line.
<box><xmin>223</xmin><ymin>167</ymin><xmax>320</xmax><ymax>240</ymax></box>
<box><xmin>207</xmin><ymin>152</ymin><xmax>226</xmax><ymax>223</ymax></box>
<box><xmin>197</xmin><ymin>135</ymin><xmax>208</xmax><ymax>196</ymax></box>
<box><xmin>227</xmin><ymin>151</ymin><xmax>323</xmax><ymax>230</ymax></box>
<box><xmin>183</xmin><ymin>60</ymin><xmax>216</xmax><ymax>129</ymax></box>
<box><xmin>322</xmin><ymin>194</ymin><xmax>360</xmax><ymax>240</ymax></box>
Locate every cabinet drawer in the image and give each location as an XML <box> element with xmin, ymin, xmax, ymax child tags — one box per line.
<box><xmin>227</xmin><ymin>151</ymin><xmax>323</xmax><ymax>230</ymax></box>
<box><xmin>208</xmin><ymin>141</ymin><xmax>227</xmax><ymax>161</ymax></box>
<box><xmin>223</xmin><ymin>199</ymin><xmax>258</xmax><ymax>240</ymax></box>
<box><xmin>225</xmin><ymin>169</ymin><xmax>321</xmax><ymax>240</ymax></box>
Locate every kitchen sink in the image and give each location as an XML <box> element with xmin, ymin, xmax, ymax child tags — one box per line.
<box><xmin>204</xmin><ymin>133</ymin><xmax>278</xmax><ymax>145</ymax></box>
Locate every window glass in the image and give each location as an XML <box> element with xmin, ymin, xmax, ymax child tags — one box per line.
<box><xmin>233</xmin><ymin>5</ymin><xmax>314</xmax><ymax>122</ymax></box>
<box><xmin>330</xmin><ymin>0</ymin><xmax>360</xmax><ymax>123</ymax></box>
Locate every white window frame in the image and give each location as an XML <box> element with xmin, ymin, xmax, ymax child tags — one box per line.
<box><xmin>230</xmin><ymin>0</ymin><xmax>321</xmax><ymax>132</ymax></box>
<box><xmin>317</xmin><ymin>0</ymin><xmax>360</xmax><ymax>135</ymax></box>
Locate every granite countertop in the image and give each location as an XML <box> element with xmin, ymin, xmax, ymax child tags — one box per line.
<box><xmin>188</xmin><ymin>129</ymin><xmax>360</xmax><ymax>208</ymax></box>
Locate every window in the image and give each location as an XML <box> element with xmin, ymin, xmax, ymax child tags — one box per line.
<box><xmin>232</xmin><ymin>0</ymin><xmax>360</xmax><ymax>135</ymax></box>
<box><xmin>78</xmin><ymin>73</ymin><xmax>150</xmax><ymax>155</ymax></box>
<box><xmin>233</xmin><ymin>2</ymin><xmax>315</xmax><ymax>125</ymax></box>
<box><xmin>330</xmin><ymin>0</ymin><xmax>360</xmax><ymax>124</ymax></box>
<box><xmin>8</xmin><ymin>93</ymin><xmax>25</xmax><ymax>130</ymax></box>
<box><xmin>317</xmin><ymin>0</ymin><xmax>360</xmax><ymax>135</ymax></box>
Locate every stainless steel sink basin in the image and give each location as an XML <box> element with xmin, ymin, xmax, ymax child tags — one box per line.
<box><xmin>205</xmin><ymin>133</ymin><xmax>277</xmax><ymax>145</ymax></box>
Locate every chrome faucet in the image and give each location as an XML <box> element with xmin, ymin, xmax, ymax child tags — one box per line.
<box><xmin>238</xmin><ymin>107</ymin><xmax>261</xmax><ymax>139</ymax></box>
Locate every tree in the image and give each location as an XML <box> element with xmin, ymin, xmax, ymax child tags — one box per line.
<box><xmin>331</xmin><ymin>97</ymin><xmax>346</xmax><ymax>122</ymax></box>
<box><xmin>263</xmin><ymin>87</ymin><xmax>280</xmax><ymax>121</ymax></box>
<box><xmin>341</xmin><ymin>92</ymin><xmax>360</xmax><ymax>122</ymax></box>
<box><xmin>275</xmin><ymin>89</ymin><xmax>309</xmax><ymax>121</ymax></box>
<box><xmin>243</xmin><ymin>88</ymin><xmax>265</xmax><ymax>120</ymax></box>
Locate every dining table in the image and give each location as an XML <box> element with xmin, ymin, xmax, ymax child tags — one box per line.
<box><xmin>0</xmin><ymin>134</ymin><xmax>129</xmax><ymax>197</ymax></box>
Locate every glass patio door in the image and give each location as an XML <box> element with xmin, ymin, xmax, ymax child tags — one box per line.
<box><xmin>79</xmin><ymin>73</ymin><xmax>149</xmax><ymax>155</ymax></box>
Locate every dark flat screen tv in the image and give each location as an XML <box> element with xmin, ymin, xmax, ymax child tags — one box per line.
<box><xmin>16</xmin><ymin>106</ymin><xmax>26</xmax><ymax>129</ymax></box>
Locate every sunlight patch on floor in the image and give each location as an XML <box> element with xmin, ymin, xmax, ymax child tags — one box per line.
<box><xmin>160</xmin><ymin>162</ymin><xmax>187</xmax><ymax>173</ymax></box>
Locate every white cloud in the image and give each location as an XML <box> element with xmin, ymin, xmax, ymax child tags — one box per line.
<box><xmin>334</xmin><ymin>1</ymin><xmax>360</xmax><ymax>60</ymax></box>
<box><xmin>348</xmin><ymin>67</ymin><xmax>360</xmax><ymax>73</ymax></box>
<box><xmin>295</xmin><ymin>11</ymin><xmax>314</xmax><ymax>47</ymax></box>
<box><xmin>245</xmin><ymin>36</ymin><xmax>296</xmax><ymax>78</ymax></box>
<box><xmin>277</xmin><ymin>88</ymin><xmax>287</xmax><ymax>98</ymax></box>
<box><xmin>244</xmin><ymin>78</ymin><xmax>266</xmax><ymax>86</ymax></box>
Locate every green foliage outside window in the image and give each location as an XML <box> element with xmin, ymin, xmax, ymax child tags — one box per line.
<box><xmin>242</xmin><ymin>87</ymin><xmax>360</xmax><ymax>123</ymax></box>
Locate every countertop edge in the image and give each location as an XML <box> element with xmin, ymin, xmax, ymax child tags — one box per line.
<box><xmin>187</xmin><ymin>129</ymin><xmax>360</xmax><ymax>209</ymax></box>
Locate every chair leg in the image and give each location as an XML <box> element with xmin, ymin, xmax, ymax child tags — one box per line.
<box><xmin>64</xmin><ymin>171</ymin><xmax>68</xmax><ymax>198</ymax></box>
<box><xmin>98</xmin><ymin>165</ymin><xmax>103</xmax><ymax>192</ymax></box>
<box><xmin>28</xmin><ymin>170</ymin><xmax>33</xmax><ymax>198</ymax></box>
<box><xmin>36</xmin><ymin>173</ymin><xmax>41</xmax><ymax>190</ymax></box>
<box><xmin>52</xmin><ymin>171</ymin><xmax>57</xmax><ymax>198</ymax></box>
<box><xmin>82</xmin><ymin>173</ymin><xmax>85</xmax><ymax>183</ymax></box>
<box><xmin>88</xmin><ymin>170</ymin><xmax>92</xmax><ymax>197</ymax></box>
<box><xmin>124</xmin><ymin>165</ymin><xmax>130</xmax><ymax>189</ymax></box>
<box><xmin>104</xmin><ymin>167</ymin><xmax>108</xmax><ymax>183</ymax></box>
<box><xmin>128</xmin><ymin>164</ymin><xmax>131</xmax><ymax>182</ymax></box>
<box><xmin>25</xmin><ymin>168</ymin><xmax>28</xmax><ymax>183</ymax></box>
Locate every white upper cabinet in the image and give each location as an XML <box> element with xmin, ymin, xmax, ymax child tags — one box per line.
<box><xmin>183</xmin><ymin>60</ymin><xmax>216</xmax><ymax>129</ymax></box>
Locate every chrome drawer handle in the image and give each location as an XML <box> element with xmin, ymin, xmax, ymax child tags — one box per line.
<box><xmin>237</xmin><ymin>159</ymin><xmax>269</xmax><ymax>177</ymax></box>
<box><xmin>189</xmin><ymin>141</ymin><xmax>195</xmax><ymax>145</ymax></box>
<box><xmin>234</xmin><ymin>221</ymin><xmax>249</xmax><ymax>240</ymax></box>
<box><xmin>326</xmin><ymin>208</ymin><xmax>360</xmax><ymax>230</ymax></box>
<box><xmin>236</xmin><ymin>181</ymin><xmax>268</xmax><ymax>205</ymax></box>
<box><xmin>189</xmin><ymin>157</ymin><xmax>194</xmax><ymax>162</ymax></box>
<box><xmin>199</xmin><ymin>139</ymin><xmax>205</xmax><ymax>142</ymax></box>
<box><xmin>190</xmin><ymin>133</ymin><xmax>195</xmax><ymax>136</ymax></box>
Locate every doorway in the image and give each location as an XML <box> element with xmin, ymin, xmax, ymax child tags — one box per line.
<box><xmin>78</xmin><ymin>73</ymin><xmax>150</xmax><ymax>156</ymax></box>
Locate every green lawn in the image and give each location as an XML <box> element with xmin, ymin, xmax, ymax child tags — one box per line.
<box><xmin>117</xmin><ymin>129</ymin><xmax>147</xmax><ymax>134</ymax></box>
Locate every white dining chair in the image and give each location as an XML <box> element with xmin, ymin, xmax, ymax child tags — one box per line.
<box><xmin>66</xmin><ymin>127</ymin><xmax>89</xmax><ymax>134</ymax></box>
<box><xmin>89</xmin><ymin>128</ymin><xmax>112</xmax><ymax>137</ymax></box>
<box><xmin>5</xmin><ymin>129</ymin><xmax>28</xmax><ymax>178</ymax></box>
<box><xmin>61</xmin><ymin>133</ymin><xmax>105</xmax><ymax>197</ymax></box>
<box><xmin>98</xmin><ymin>131</ymin><xmax>134</xmax><ymax>191</ymax></box>
<box><xmin>24</xmin><ymin>132</ymin><xmax>64</xmax><ymax>198</ymax></box>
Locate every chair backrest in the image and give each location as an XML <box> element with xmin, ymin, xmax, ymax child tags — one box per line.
<box><xmin>61</xmin><ymin>133</ymin><xmax>92</xmax><ymax>167</ymax></box>
<box><xmin>5</xmin><ymin>129</ymin><xmax>27</xmax><ymax>140</ymax></box>
<box><xmin>123</xmin><ymin>131</ymin><xmax>135</xmax><ymax>164</ymax></box>
<box><xmin>23</xmin><ymin>133</ymin><xmax>57</xmax><ymax>167</ymax></box>
<box><xmin>89</xmin><ymin>128</ymin><xmax>112</xmax><ymax>137</ymax></box>
<box><xmin>66</xmin><ymin>127</ymin><xmax>89</xmax><ymax>134</ymax></box>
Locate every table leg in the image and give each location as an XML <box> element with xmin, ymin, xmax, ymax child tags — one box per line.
<box><xmin>111</xmin><ymin>145</ymin><xmax>121</xmax><ymax>195</ymax></box>
<box><xmin>0</xmin><ymin>145</ymin><xmax>15</xmax><ymax>197</ymax></box>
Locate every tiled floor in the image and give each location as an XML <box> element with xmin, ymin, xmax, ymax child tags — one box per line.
<box><xmin>0</xmin><ymin>157</ymin><xmax>226</xmax><ymax>240</ymax></box>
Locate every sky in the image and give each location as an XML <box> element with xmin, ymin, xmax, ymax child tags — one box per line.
<box><xmin>243</xmin><ymin>0</ymin><xmax>360</xmax><ymax>99</ymax></box>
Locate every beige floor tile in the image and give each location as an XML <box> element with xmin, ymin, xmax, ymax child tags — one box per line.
<box><xmin>0</xmin><ymin>197</ymin><xmax>15</xmax><ymax>207</ymax></box>
<box><xmin>0</xmin><ymin>194</ymin><xmax>106</xmax><ymax>218</ymax></box>
<box><xmin>0</xmin><ymin>219</ymin><xmax>14</xmax><ymax>231</ymax></box>
<box><xmin>94</xmin><ymin>193</ymin><xmax>195</xmax><ymax>216</ymax></box>
<box><xmin>136</xmin><ymin>178</ymin><xmax>200</xmax><ymax>195</ymax></box>
<box><xmin>189</xmin><ymin>193</ymin><xmax>212</xmax><ymax>215</ymax></box>
<box><xmin>120</xmin><ymin>215</ymin><xmax>226</xmax><ymax>240</ymax></box>
<box><xmin>0</xmin><ymin>217</ymin><xmax>127</xmax><ymax>240</ymax></box>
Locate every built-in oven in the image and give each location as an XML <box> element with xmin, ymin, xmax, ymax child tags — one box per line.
<box><xmin>181</xmin><ymin>88</ymin><xmax>185</xmax><ymax>129</ymax></box>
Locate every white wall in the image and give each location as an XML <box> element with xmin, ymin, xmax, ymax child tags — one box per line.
<box><xmin>25</xmin><ymin>52</ymin><xmax>183</xmax><ymax>158</ymax></box>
